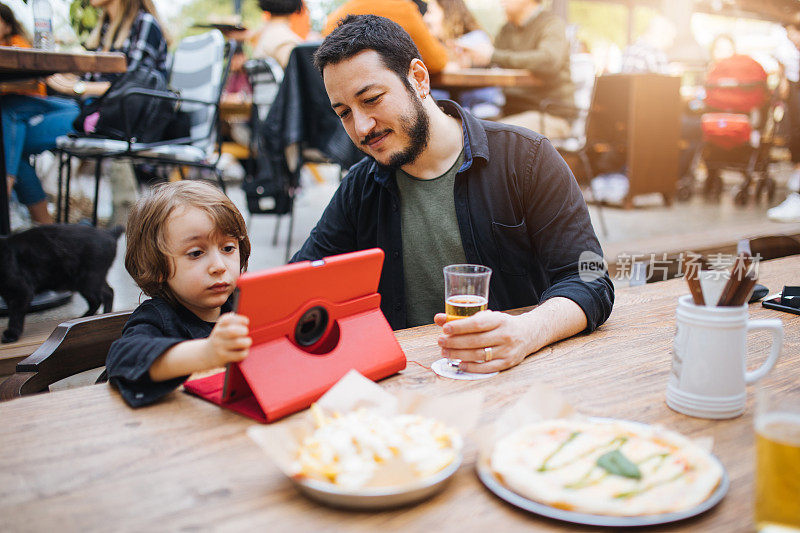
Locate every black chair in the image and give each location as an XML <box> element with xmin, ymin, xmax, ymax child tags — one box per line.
<box><xmin>241</xmin><ymin>57</ymin><xmax>293</xmax><ymax>247</ymax></box>
<box><xmin>54</xmin><ymin>31</ymin><xmax>233</xmax><ymax>225</ymax></box>
<box><xmin>247</xmin><ymin>43</ymin><xmax>363</xmax><ymax>261</ymax></box>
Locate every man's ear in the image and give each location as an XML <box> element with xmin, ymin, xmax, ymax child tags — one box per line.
<box><xmin>407</xmin><ymin>58</ymin><xmax>430</xmax><ymax>98</ymax></box>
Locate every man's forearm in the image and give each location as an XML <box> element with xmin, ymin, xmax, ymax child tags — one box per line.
<box><xmin>517</xmin><ymin>296</ymin><xmax>588</xmax><ymax>355</ymax></box>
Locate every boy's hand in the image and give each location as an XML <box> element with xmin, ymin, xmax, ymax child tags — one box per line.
<box><xmin>205</xmin><ymin>313</ymin><xmax>251</xmax><ymax>367</ymax></box>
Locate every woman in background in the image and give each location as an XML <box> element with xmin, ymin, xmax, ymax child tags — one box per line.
<box><xmin>47</xmin><ymin>0</ymin><xmax>170</xmax><ymax>226</ymax></box>
<box><xmin>424</xmin><ymin>0</ymin><xmax>486</xmax><ymax>63</ymax></box>
<box><xmin>48</xmin><ymin>0</ymin><xmax>169</xmax><ymax>96</ymax></box>
<box><xmin>0</xmin><ymin>2</ymin><xmax>79</xmax><ymax>224</ymax></box>
<box><xmin>253</xmin><ymin>0</ymin><xmax>304</xmax><ymax>68</ymax></box>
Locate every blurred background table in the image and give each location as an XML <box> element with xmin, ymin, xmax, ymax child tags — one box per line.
<box><xmin>430</xmin><ymin>67</ymin><xmax>542</xmax><ymax>91</ymax></box>
<box><xmin>0</xmin><ymin>46</ymin><xmax>126</xmax><ymax>236</ymax></box>
<box><xmin>0</xmin><ymin>256</ymin><xmax>798</xmax><ymax>531</ymax></box>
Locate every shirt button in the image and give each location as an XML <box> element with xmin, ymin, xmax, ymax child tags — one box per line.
<box><xmin>392</xmin><ymin>251</ymin><xmax>400</xmax><ymax>259</ymax></box>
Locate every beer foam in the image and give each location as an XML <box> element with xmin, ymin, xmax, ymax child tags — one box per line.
<box><xmin>756</xmin><ymin>412</ymin><xmax>800</xmax><ymax>445</ymax></box>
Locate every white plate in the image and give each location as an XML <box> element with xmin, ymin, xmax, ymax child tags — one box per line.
<box><xmin>292</xmin><ymin>452</ymin><xmax>463</xmax><ymax>510</ymax></box>
<box><xmin>476</xmin><ymin>419</ymin><xmax>729</xmax><ymax>527</ymax></box>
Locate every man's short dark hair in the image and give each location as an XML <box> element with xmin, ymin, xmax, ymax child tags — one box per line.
<box><xmin>258</xmin><ymin>0</ymin><xmax>302</xmax><ymax>15</ymax></box>
<box><xmin>313</xmin><ymin>15</ymin><xmax>422</xmax><ymax>90</ymax></box>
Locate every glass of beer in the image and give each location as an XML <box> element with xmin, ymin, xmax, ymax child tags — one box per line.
<box><xmin>444</xmin><ymin>264</ymin><xmax>491</xmax><ymax>323</ymax></box>
<box><xmin>431</xmin><ymin>264</ymin><xmax>497</xmax><ymax>380</ymax></box>
<box><xmin>754</xmin><ymin>386</ymin><xmax>800</xmax><ymax>531</ymax></box>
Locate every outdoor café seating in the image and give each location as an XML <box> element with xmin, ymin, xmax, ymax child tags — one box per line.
<box><xmin>54</xmin><ymin>30</ymin><xmax>231</xmax><ymax>225</ymax></box>
<box><xmin>2</xmin><ymin>1</ymin><xmax>800</xmax><ymax>531</ymax></box>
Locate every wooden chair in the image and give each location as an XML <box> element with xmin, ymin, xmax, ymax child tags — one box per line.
<box><xmin>0</xmin><ymin>311</ymin><xmax>130</xmax><ymax>400</ymax></box>
<box><xmin>749</xmin><ymin>235</ymin><xmax>800</xmax><ymax>262</ymax></box>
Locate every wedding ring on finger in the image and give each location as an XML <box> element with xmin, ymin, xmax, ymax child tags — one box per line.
<box><xmin>484</xmin><ymin>346</ymin><xmax>493</xmax><ymax>362</ymax></box>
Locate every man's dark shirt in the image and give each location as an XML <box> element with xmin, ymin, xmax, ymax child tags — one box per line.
<box><xmin>292</xmin><ymin>100</ymin><xmax>613</xmax><ymax>331</ymax></box>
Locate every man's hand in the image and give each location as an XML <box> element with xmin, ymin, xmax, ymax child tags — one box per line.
<box><xmin>434</xmin><ymin>297</ymin><xmax>589</xmax><ymax>374</ymax></box>
<box><xmin>457</xmin><ymin>41</ymin><xmax>494</xmax><ymax>68</ymax></box>
<box><xmin>204</xmin><ymin>313</ymin><xmax>251</xmax><ymax>367</ymax></box>
<box><xmin>434</xmin><ymin>311</ymin><xmax>534</xmax><ymax>373</ymax></box>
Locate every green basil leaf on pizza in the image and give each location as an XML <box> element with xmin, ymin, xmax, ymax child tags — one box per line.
<box><xmin>596</xmin><ymin>449</ymin><xmax>642</xmax><ymax>480</ymax></box>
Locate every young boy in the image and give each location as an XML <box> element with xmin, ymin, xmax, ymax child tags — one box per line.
<box><xmin>106</xmin><ymin>181</ymin><xmax>252</xmax><ymax>407</ymax></box>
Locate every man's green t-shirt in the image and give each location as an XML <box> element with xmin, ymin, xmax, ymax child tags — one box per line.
<box><xmin>395</xmin><ymin>150</ymin><xmax>466</xmax><ymax>327</ymax></box>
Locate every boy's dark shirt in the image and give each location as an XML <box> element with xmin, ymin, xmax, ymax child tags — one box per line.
<box><xmin>106</xmin><ymin>297</ymin><xmax>232</xmax><ymax>407</ymax></box>
<box><xmin>292</xmin><ymin>100</ymin><xmax>614</xmax><ymax>332</ymax></box>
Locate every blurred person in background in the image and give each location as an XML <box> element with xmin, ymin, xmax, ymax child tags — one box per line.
<box><xmin>253</xmin><ymin>0</ymin><xmax>304</xmax><ymax>68</ymax></box>
<box><xmin>224</xmin><ymin>42</ymin><xmax>252</xmax><ymax>99</ymax></box>
<box><xmin>423</xmin><ymin>0</ymin><xmax>485</xmax><ymax>57</ymax></box>
<box><xmin>709</xmin><ymin>34</ymin><xmax>736</xmax><ymax>65</ymax></box>
<box><xmin>768</xmin><ymin>15</ymin><xmax>800</xmax><ymax>222</ymax></box>
<box><xmin>459</xmin><ymin>0</ymin><xmax>574</xmax><ymax>138</ymax></box>
<box><xmin>620</xmin><ymin>14</ymin><xmax>675</xmax><ymax>74</ymax></box>
<box><xmin>220</xmin><ymin>41</ymin><xmax>252</xmax><ymax>164</ymax></box>
<box><xmin>423</xmin><ymin>0</ymin><xmax>502</xmax><ymax>118</ymax></box>
<box><xmin>46</xmin><ymin>0</ymin><xmax>169</xmax><ymax>226</ymax></box>
<box><xmin>1</xmin><ymin>2</ymin><xmax>79</xmax><ymax>224</ymax></box>
<box><xmin>323</xmin><ymin>0</ymin><xmax>448</xmax><ymax>74</ymax></box>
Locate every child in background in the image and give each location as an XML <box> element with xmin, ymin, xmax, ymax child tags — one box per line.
<box><xmin>106</xmin><ymin>181</ymin><xmax>252</xmax><ymax>407</ymax></box>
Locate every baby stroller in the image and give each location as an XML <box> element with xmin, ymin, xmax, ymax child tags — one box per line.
<box><xmin>700</xmin><ymin>54</ymin><xmax>781</xmax><ymax>204</ymax></box>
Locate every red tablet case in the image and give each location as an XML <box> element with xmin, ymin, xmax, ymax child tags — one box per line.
<box><xmin>183</xmin><ymin>248</ymin><xmax>406</xmax><ymax>423</ymax></box>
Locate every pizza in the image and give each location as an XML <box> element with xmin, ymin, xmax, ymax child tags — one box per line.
<box><xmin>490</xmin><ymin>418</ymin><xmax>722</xmax><ymax>516</ymax></box>
<box><xmin>291</xmin><ymin>404</ymin><xmax>462</xmax><ymax>490</ymax></box>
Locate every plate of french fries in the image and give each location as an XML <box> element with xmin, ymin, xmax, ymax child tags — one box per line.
<box><xmin>247</xmin><ymin>371</ymin><xmax>480</xmax><ymax>509</ymax></box>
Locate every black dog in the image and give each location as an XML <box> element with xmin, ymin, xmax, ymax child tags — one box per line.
<box><xmin>0</xmin><ymin>224</ymin><xmax>124</xmax><ymax>343</ymax></box>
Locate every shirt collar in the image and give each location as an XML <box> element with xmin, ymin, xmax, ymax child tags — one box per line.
<box><xmin>369</xmin><ymin>99</ymin><xmax>489</xmax><ymax>187</ymax></box>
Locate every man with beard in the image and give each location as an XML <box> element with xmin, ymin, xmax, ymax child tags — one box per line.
<box><xmin>291</xmin><ymin>15</ymin><xmax>613</xmax><ymax>374</ymax></box>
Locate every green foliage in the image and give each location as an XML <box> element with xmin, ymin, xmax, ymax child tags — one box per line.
<box><xmin>569</xmin><ymin>1</ymin><xmax>660</xmax><ymax>50</ymax></box>
<box><xmin>569</xmin><ymin>1</ymin><xmax>628</xmax><ymax>48</ymax></box>
<box><xmin>69</xmin><ymin>0</ymin><xmax>99</xmax><ymax>44</ymax></box>
<box><xmin>177</xmin><ymin>0</ymin><xmax>262</xmax><ymax>41</ymax></box>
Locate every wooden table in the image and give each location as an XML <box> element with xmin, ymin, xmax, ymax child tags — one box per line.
<box><xmin>220</xmin><ymin>97</ymin><xmax>252</xmax><ymax>120</ymax></box>
<box><xmin>430</xmin><ymin>67</ymin><xmax>543</xmax><ymax>90</ymax></box>
<box><xmin>0</xmin><ymin>47</ymin><xmax>126</xmax><ymax>235</ymax></box>
<box><xmin>0</xmin><ymin>47</ymin><xmax>126</xmax><ymax>80</ymax></box>
<box><xmin>1</xmin><ymin>257</ymin><xmax>798</xmax><ymax>531</ymax></box>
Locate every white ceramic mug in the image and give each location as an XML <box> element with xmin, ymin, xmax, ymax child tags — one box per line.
<box><xmin>666</xmin><ymin>295</ymin><xmax>783</xmax><ymax>419</ymax></box>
